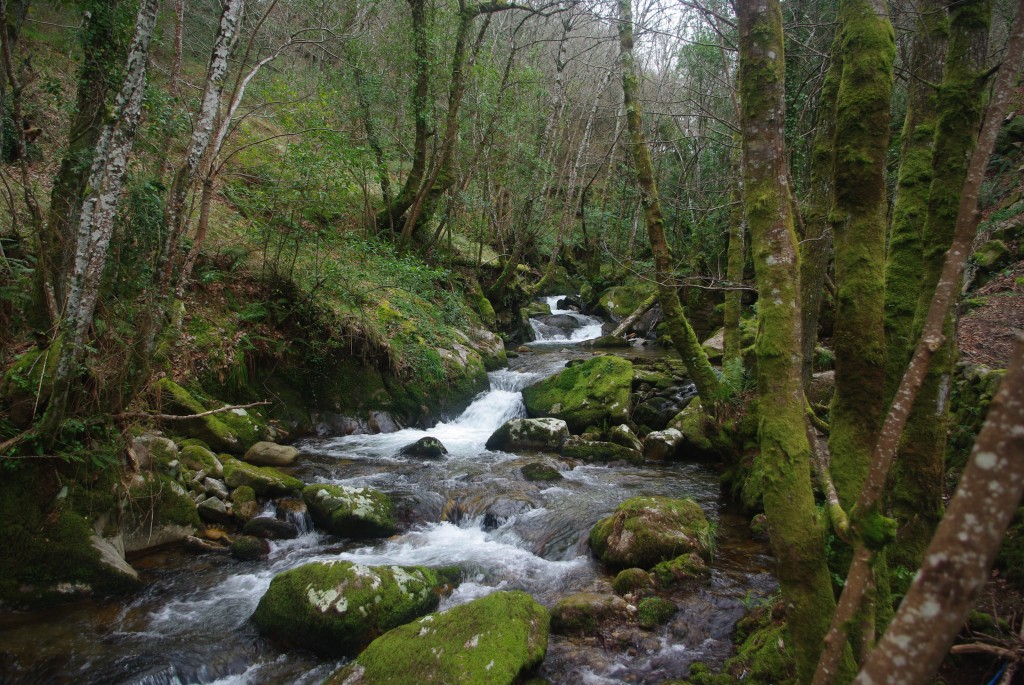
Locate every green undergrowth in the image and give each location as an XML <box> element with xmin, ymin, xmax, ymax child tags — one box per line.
<box><xmin>0</xmin><ymin>459</ymin><xmax>136</xmax><ymax>605</ymax></box>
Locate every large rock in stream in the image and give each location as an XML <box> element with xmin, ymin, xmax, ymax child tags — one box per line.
<box><xmin>522</xmin><ymin>356</ymin><xmax>633</xmax><ymax>433</ymax></box>
<box><xmin>325</xmin><ymin>590</ymin><xmax>550</xmax><ymax>685</ymax></box>
<box><xmin>302</xmin><ymin>484</ymin><xmax>397</xmax><ymax>537</ymax></box>
<box><xmin>589</xmin><ymin>496</ymin><xmax>712</xmax><ymax>571</ymax></box>
<box><xmin>485</xmin><ymin>417</ymin><xmax>569</xmax><ymax>452</ymax></box>
<box><xmin>253</xmin><ymin>561</ymin><xmax>454</xmax><ymax>657</ymax></box>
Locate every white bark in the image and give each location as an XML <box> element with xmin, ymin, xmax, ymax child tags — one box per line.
<box><xmin>58</xmin><ymin>0</ymin><xmax>160</xmax><ymax>369</ymax></box>
<box><xmin>160</xmin><ymin>0</ymin><xmax>245</xmax><ymax>293</ymax></box>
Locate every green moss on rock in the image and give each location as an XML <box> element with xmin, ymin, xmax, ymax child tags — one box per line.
<box><xmin>154</xmin><ymin>379</ymin><xmax>243</xmax><ymax>453</ymax></box>
<box><xmin>589</xmin><ymin>496</ymin><xmax>711</xmax><ymax>571</ymax></box>
<box><xmin>522</xmin><ymin>356</ymin><xmax>633</xmax><ymax>432</ymax></box>
<box><xmin>326</xmin><ymin>591</ymin><xmax>549</xmax><ymax>685</ymax></box>
<box><xmin>520</xmin><ymin>462</ymin><xmax>564</xmax><ymax>482</ymax></box>
<box><xmin>222</xmin><ymin>457</ymin><xmax>303</xmax><ymax>497</ymax></box>
<box><xmin>651</xmin><ymin>552</ymin><xmax>710</xmax><ymax>587</ymax></box>
<box><xmin>561</xmin><ymin>435</ymin><xmax>643</xmax><ymax>465</ymax></box>
<box><xmin>612</xmin><ymin>567</ymin><xmax>653</xmax><ymax>596</ymax></box>
<box><xmin>253</xmin><ymin>561</ymin><xmax>449</xmax><ymax>657</ymax></box>
<box><xmin>302</xmin><ymin>483</ymin><xmax>397</xmax><ymax>538</ymax></box>
<box><xmin>637</xmin><ymin>597</ymin><xmax>677</xmax><ymax>628</ymax></box>
<box><xmin>550</xmin><ymin>592</ymin><xmax>630</xmax><ymax>635</ymax></box>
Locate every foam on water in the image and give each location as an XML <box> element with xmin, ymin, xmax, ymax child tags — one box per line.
<box><xmin>528</xmin><ymin>295</ymin><xmax>604</xmax><ymax>344</ymax></box>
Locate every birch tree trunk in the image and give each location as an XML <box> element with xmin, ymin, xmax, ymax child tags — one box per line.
<box><xmin>617</xmin><ymin>0</ymin><xmax>721</xmax><ymax>406</ymax></box>
<box><xmin>40</xmin><ymin>0</ymin><xmax>160</xmax><ymax>437</ymax></box>
<box><xmin>737</xmin><ymin>1</ymin><xmax>854</xmax><ymax>681</ymax></box>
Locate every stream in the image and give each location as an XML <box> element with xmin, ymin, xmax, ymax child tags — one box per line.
<box><xmin>0</xmin><ymin>297</ymin><xmax>776</xmax><ymax>685</ymax></box>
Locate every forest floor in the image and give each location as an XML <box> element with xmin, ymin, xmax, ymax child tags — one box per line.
<box><xmin>942</xmin><ymin>257</ymin><xmax>1024</xmax><ymax>684</ymax></box>
<box><xmin>958</xmin><ymin>259</ymin><xmax>1024</xmax><ymax>368</ymax></box>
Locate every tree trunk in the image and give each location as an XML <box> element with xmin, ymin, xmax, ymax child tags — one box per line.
<box><xmin>43</xmin><ymin>0</ymin><xmax>126</xmax><ymax>314</ymax></box>
<box><xmin>376</xmin><ymin>0</ymin><xmax>429</xmax><ymax>233</ymax></box>
<box><xmin>738</xmin><ymin>2</ymin><xmax>853</xmax><ymax>682</ymax></box>
<box><xmin>800</xmin><ymin>37</ymin><xmax>840</xmax><ymax>389</ymax></box>
<box><xmin>722</xmin><ymin>145</ymin><xmax>745</xmax><ymax>368</ymax></box>
<box><xmin>813</xmin><ymin>2</ymin><xmax>1024</xmax><ymax>679</ymax></box>
<box><xmin>40</xmin><ymin>0</ymin><xmax>161</xmax><ymax>438</ymax></box>
<box><xmin>828</xmin><ymin>0</ymin><xmax>895</xmax><ymax>512</ymax></box>
<box><xmin>890</xmin><ymin>0</ymin><xmax>991</xmax><ymax>576</ymax></box>
<box><xmin>617</xmin><ymin>0</ymin><xmax>721</xmax><ymax>406</ymax></box>
<box><xmin>883</xmin><ymin>0</ymin><xmax>947</xmax><ymax>400</ymax></box>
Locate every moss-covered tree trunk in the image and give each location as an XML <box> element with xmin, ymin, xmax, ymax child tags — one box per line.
<box><xmin>800</xmin><ymin>39</ymin><xmax>840</xmax><ymax>389</ymax></box>
<box><xmin>890</xmin><ymin>0</ymin><xmax>991</xmax><ymax>575</ymax></box>
<box><xmin>828</xmin><ymin>0</ymin><xmax>894</xmax><ymax>512</ymax></box>
<box><xmin>737</xmin><ymin>2</ymin><xmax>853</xmax><ymax>682</ymax></box>
<box><xmin>883</xmin><ymin>0</ymin><xmax>947</xmax><ymax>400</ymax></box>
<box><xmin>617</xmin><ymin>0</ymin><xmax>721</xmax><ymax>405</ymax></box>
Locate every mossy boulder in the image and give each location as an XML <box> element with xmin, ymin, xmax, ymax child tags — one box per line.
<box><xmin>651</xmin><ymin>552</ymin><xmax>710</xmax><ymax>587</ymax></box>
<box><xmin>242</xmin><ymin>441</ymin><xmax>299</xmax><ymax>467</ymax></box>
<box><xmin>398</xmin><ymin>436</ymin><xmax>448</xmax><ymax>459</ymax></box>
<box><xmin>522</xmin><ymin>356</ymin><xmax>633</xmax><ymax>433</ymax></box>
<box><xmin>608</xmin><ymin>424</ymin><xmax>643</xmax><ymax>452</ymax></box>
<box><xmin>131</xmin><ymin>434</ymin><xmax>180</xmax><ymax>472</ymax></box>
<box><xmin>179</xmin><ymin>443</ymin><xmax>223</xmax><ymax>476</ymax></box>
<box><xmin>222</xmin><ymin>458</ymin><xmax>303</xmax><ymax>497</ymax></box>
<box><xmin>667</xmin><ymin>399</ymin><xmax>724</xmax><ymax>459</ymax></box>
<box><xmin>581</xmin><ymin>334</ymin><xmax>632</xmax><ymax>349</ymax></box>
<box><xmin>486</xmin><ymin>418</ymin><xmax>569</xmax><ymax>452</ymax></box>
<box><xmin>561</xmin><ymin>435</ymin><xmax>643</xmax><ymax>465</ymax></box>
<box><xmin>597</xmin><ymin>284</ymin><xmax>654</xmax><ymax>321</ymax></box>
<box><xmin>972</xmin><ymin>239</ymin><xmax>1010</xmax><ymax>274</ymax></box>
<box><xmin>550</xmin><ymin>592</ymin><xmax>631</xmax><ymax>635</ymax></box>
<box><xmin>253</xmin><ymin>561</ymin><xmax>450</xmax><ymax>657</ymax></box>
<box><xmin>302</xmin><ymin>484</ymin><xmax>397</xmax><ymax>538</ymax></box>
<box><xmin>325</xmin><ymin>590</ymin><xmax>550</xmax><ymax>685</ymax></box>
<box><xmin>589</xmin><ymin>496</ymin><xmax>712</xmax><ymax>571</ymax></box>
<box><xmin>231</xmin><ymin>535</ymin><xmax>270</xmax><ymax>561</ymax></box>
<box><xmin>612</xmin><ymin>567</ymin><xmax>653</xmax><ymax>596</ymax></box>
<box><xmin>520</xmin><ymin>462</ymin><xmax>564</xmax><ymax>482</ymax></box>
<box><xmin>643</xmin><ymin>428</ymin><xmax>684</xmax><ymax>462</ymax></box>
<box><xmin>122</xmin><ymin>473</ymin><xmax>201</xmax><ymax>552</ymax></box>
<box><xmin>637</xmin><ymin>597</ymin><xmax>676</xmax><ymax>628</ymax></box>
<box><xmin>153</xmin><ymin>379</ymin><xmax>244</xmax><ymax>453</ymax></box>
<box><xmin>0</xmin><ymin>464</ymin><xmax>141</xmax><ymax>605</ymax></box>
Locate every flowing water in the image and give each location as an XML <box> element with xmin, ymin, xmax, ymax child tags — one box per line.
<box><xmin>0</xmin><ymin>299</ymin><xmax>776</xmax><ymax>685</ymax></box>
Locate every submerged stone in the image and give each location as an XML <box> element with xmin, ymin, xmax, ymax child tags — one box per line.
<box><xmin>325</xmin><ymin>590</ymin><xmax>549</xmax><ymax>685</ymax></box>
<box><xmin>520</xmin><ymin>462</ymin><xmax>564</xmax><ymax>482</ymax></box>
<box><xmin>551</xmin><ymin>592</ymin><xmax>631</xmax><ymax>635</ymax></box>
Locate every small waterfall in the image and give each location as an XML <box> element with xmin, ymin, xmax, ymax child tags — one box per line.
<box><xmin>528</xmin><ymin>295</ymin><xmax>604</xmax><ymax>343</ymax></box>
